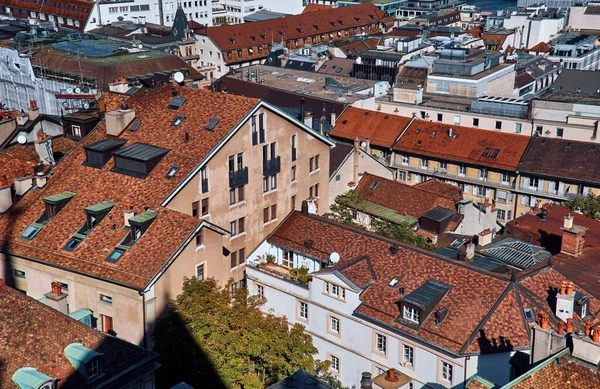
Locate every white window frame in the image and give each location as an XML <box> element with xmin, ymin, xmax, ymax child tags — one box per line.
<box><xmin>403</xmin><ymin>344</ymin><xmax>414</xmax><ymax>366</ymax></box>
<box><xmin>441</xmin><ymin>361</ymin><xmax>453</xmax><ymax>384</ymax></box>
<box><xmin>375</xmin><ymin>333</ymin><xmax>387</xmax><ymax>355</ymax></box>
<box><xmin>298</xmin><ymin>301</ymin><xmax>308</xmax><ymax>320</ymax></box>
<box><xmin>403</xmin><ymin>306</ymin><xmax>420</xmax><ymax>323</ymax></box>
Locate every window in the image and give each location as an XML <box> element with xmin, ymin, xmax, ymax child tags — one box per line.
<box><xmin>100</xmin><ymin>294</ymin><xmax>112</xmax><ymax>304</ymax></box>
<box><xmin>556</xmin><ymin>128</ymin><xmax>564</xmax><ymax>138</ymax></box>
<box><xmin>515</xmin><ymin>123</ymin><xmax>522</xmax><ymax>133</ymax></box>
<box><xmin>420</xmin><ymin>111</ymin><xmax>426</xmax><ymax>119</ymax></box>
<box><xmin>72</xmin><ymin>125</ymin><xmax>82</xmax><ymax>137</ymax></box>
<box><xmin>196</xmin><ymin>263</ymin><xmax>205</xmax><ymax>280</ymax></box>
<box><xmin>270</xmin><ymin>204</ymin><xmax>277</xmax><ymax>221</ymax></box>
<box><xmin>441</xmin><ymin>362</ymin><xmax>453</xmax><ymax>383</ymax></box>
<box><xmin>403</xmin><ymin>306</ymin><xmax>420</xmax><ymax>323</ymax></box>
<box><xmin>421</xmin><ymin>158</ymin><xmax>428</xmax><ymax>169</ymax></box>
<box><xmin>201</xmin><ymin>168</ymin><xmax>208</xmax><ymax>193</ymax></box>
<box><xmin>472</xmin><ymin>118</ymin><xmax>479</xmax><ymax>127</ymax></box>
<box><xmin>86</xmin><ymin>359</ymin><xmax>99</xmax><ymax>378</ymax></box>
<box><xmin>231</xmin><ymin>250</ymin><xmax>237</xmax><ymax>268</ymax></box>
<box><xmin>453</xmin><ymin>115</ymin><xmax>460</xmax><ymax>124</ymax></box>
<box><xmin>14</xmin><ymin>269</ymin><xmax>25</xmax><ymax>278</ymax></box>
<box><xmin>403</xmin><ymin>345</ymin><xmax>414</xmax><ymax>365</ymax></box>
<box><xmin>526</xmin><ymin>234</ymin><xmax>533</xmax><ymax>243</ymax></box>
<box><xmin>192</xmin><ymin>201</ymin><xmax>199</xmax><ymax>217</ymax></box>
<box><xmin>201</xmin><ymin>198</ymin><xmax>209</xmax><ymax>216</ymax></box>
<box><xmin>101</xmin><ymin>314</ymin><xmax>113</xmax><ymax>334</ymax></box>
<box><xmin>282</xmin><ymin>249</ymin><xmax>293</xmax><ymax>268</ymax></box>
<box><xmin>63</xmin><ymin>237</ymin><xmax>82</xmax><ymax>251</ymax></box>
<box><xmin>263</xmin><ymin>207</ymin><xmax>270</xmax><ymax>224</ymax></box>
<box><xmin>257</xmin><ymin>284</ymin><xmax>264</xmax><ymax>298</ymax></box>
<box><xmin>263</xmin><ymin>177</ymin><xmax>270</xmax><ymax>193</ymax></box>
<box><xmin>495</xmin><ymin>121</ymin><xmax>502</xmax><ymax>130</ymax></box>
<box><xmin>439</xmin><ymin>160</ymin><xmax>447</xmax><ymax>169</ymax></box>
<box><xmin>437</xmin><ymin>113</ymin><xmax>443</xmax><ymax>122</ymax></box>
<box><xmin>270</xmin><ymin>174</ymin><xmax>277</xmax><ymax>189</ymax></box>
<box><xmin>375</xmin><ymin>333</ymin><xmax>387</xmax><ymax>354</ymax></box>
<box><xmin>299</xmin><ymin>301</ymin><xmax>308</xmax><ymax>320</ymax></box>
<box><xmin>239</xmin><ymin>217</ymin><xmax>245</xmax><ymax>234</ymax></box>
<box><xmin>314</xmin><ymin>183</ymin><xmax>320</xmax><ymax>197</ymax></box>
<box><xmin>458</xmin><ymin>164</ymin><xmax>466</xmax><ymax>176</ymax></box>
<box><xmin>229</xmin><ymin>189</ymin><xmax>236</xmax><ymax>205</ymax></box>
<box><xmin>535</xmin><ymin>126</ymin><xmax>543</xmax><ymax>135</ymax></box>
<box><xmin>479</xmin><ymin>168</ymin><xmax>488</xmax><ymax>180</ymax></box>
<box><xmin>402</xmin><ymin>154</ymin><xmax>409</xmax><ymax>165</ymax></box>
<box><xmin>310</xmin><ymin>155</ymin><xmax>320</xmax><ymax>172</ymax></box>
<box><xmin>330</xmin><ymin>316</ymin><xmax>340</xmax><ymax>333</ymax></box>
<box><xmin>502</xmin><ymin>172</ymin><xmax>510</xmax><ymax>184</ymax></box>
<box><xmin>330</xmin><ymin>355</ymin><xmax>340</xmax><ymax>372</ymax></box>
<box><xmin>291</xmin><ymin>134</ymin><xmax>297</xmax><ymax>161</ymax></box>
<box><xmin>291</xmin><ymin>166</ymin><xmax>297</xmax><ymax>181</ymax></box>
<box><xmin>230</xmin><ymin>221</ymin><xmax>237</xmax><ymax>236</ymax></box>
<box><xmin>497</xmin><ymin>209</ymin><xmax>506</xmax><ymax>220</ymax></box>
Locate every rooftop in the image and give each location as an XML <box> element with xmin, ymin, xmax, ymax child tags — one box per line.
<box><xmin>0</xmin><ymin>280</ymin><xmax>157</xmax><ymax>388</ymax></box>
<box><xmin>263</xmin><ymin>211</ymin><xmax>600</xmax><ymax>355</ymax></box>
<box><xmin>330</xmin><ymin>107</ymin><xmax>413</xmax><ymax>148</ymax></box>
<box><xmin>479</xmin><ymin>238</ymin><xmax>552</xmax><ymax>269</ymax></box>
<box><xmin>518</xmin><ymin>136</ymin><xmax>600</xmax><ymax>185</ymax></box>
<box><xmin>393</xmin><ymin>119</ymin><xmax>531</xmax><ymax>171</ymax></box>
<box><xmin>329</xmin><ymin>142</ymin><xmax>354</xmax><ymax>178</ymax></box>
<box><xmin>0</xmin><ymin>86</ymin><xmax>260</xmax><ymax>290</ymax></box>
<box><xmin>551</xmin><ymin>69</ymin><xmax>600</xmax><ymax>94</ymax></box>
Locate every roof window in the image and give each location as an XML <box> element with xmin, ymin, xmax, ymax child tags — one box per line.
<box><xmin>129</xmin><ymin>120</ymin><xmax>142</xmax><ymax>132</ymax></box>
<box><xmin>64</xmin><ymin>343</ymin><xmax>103</xmax><ymax>381</ymax></box>
<box><xmin>205</xmin><ymin>118</ymin><xmax>219</xmax><ymax>131</ymax></box>
<box><xmin>168</xmin><ymin>96</ymin><xmax>186</xmax><ymax>110</ymax></box>
<box><xmin>111</xmin><ymin>143</ymin><xmax>169</xmax><ymax>178</ymax></box>
<box><xmin>481</xmin><ymin>147</ymin><xmax>501</xmax><ymax>158</ymax></box>
<box><xmin>172</xmin><ymin>115</ymin><xmax>185</xmax><ymax>126</ymax></box>
<box><xmin>370</xmin><ymin>181</ymin><xmax>380</xmax><ymax>190</ymax></box>
<box><xmin>21</xmin><ymin>191</ymin><xmax>76</xmax><ymax>240</ymax></box>
<box><xmin>389</xmin><ymin>278</ymin><xmax>399</xmax><ymax>287</ymax></box>
<box><xmin>83</xmin><ymin>139</ymin><xmax>127</xmax><ymax>169</ymax></box>
<box><xmin>523</xmin><ymin>308</ymin><xmax>535</xmax><ymax>321</ymax></box>
<box><xmin>63</xmin><ymin>201</ymin><xmax>115</xmax><ymax>251</ymax></box>
<box><xmin>166</xmin><ymin>165</ymin><xmax>180</xmax><ymax>178</ymax></box>
<box><xmin>106</xmin><ymin>248</ymin><xmax>125</xmax><ymax>263</ymax></box>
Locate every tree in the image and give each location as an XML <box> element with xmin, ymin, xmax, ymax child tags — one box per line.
<box><xmin>324</xmin><ymin>191</ymin><xmax>432</xmax><ymax>250</ymax></box>
<box><xmin>152</xmin><ymin>277</ymin><xmax>343</xmax><ymax>389</ymax></box>
<box><xmin>563</xmin><ymin>193</ymin><xmax>600</xmax><ymax>220</ymax></box>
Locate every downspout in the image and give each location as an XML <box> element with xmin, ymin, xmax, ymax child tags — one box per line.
<box><xmin>141</xmin><ymin>290</ymin><xmax>147</xmax><ymax>349</ymax></box>
<box><xmin>463</xmin><ymin>355</ymin><xmax>470</xmax><ymax>388</ymax></box>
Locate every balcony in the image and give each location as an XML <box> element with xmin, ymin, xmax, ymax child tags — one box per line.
<box><xmin>229</xmin><ymin>167</ymin><xmax>248</xmax><ymax>189</ymax></box>
<box><xmin>393</xmin><ymin>163</ymin><xmax>513</xmax><ymax>189</ymax></box>
<box><xmin>263</xmin><ymin>156</ymin><xmax>281</xmax><ymax>177</ymax></box>
<box><xmin>247</xmin><ymin>263</ymin><xmax>310</xmax><ymax>289</ymax></box>
<box><xmin>515</xmin><ymin>185</ymin><xmax>580</xmax><ymax>201</ymax></box>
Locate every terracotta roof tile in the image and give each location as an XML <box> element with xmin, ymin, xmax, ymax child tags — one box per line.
<box><xmin>100</xmin><ymin>91</ymin><xmax>130</xmax><ymax>112</ymax></box>
<box><xmin>414</xmin><ymin>179</ymin><xmax>464</xmax><ymax>203</ymax></box>
<box><xmin>529</xmin><ymin>41</ymin><xmax>551</xmax><ymax>53</ymax></box>
<box><xmin>393</xmin><ymin>120</ymin><xmax>531</xmax><ymax>171</ymax></box>
<box><xmin>0</xmin><ymin>282</ymin><xmax>156</xmax><ymax>388</ymax></box>
<box><xmin>0</xmin><ymin>86</ymin><xmax>259</xmax><ymax>289</ymax></box>
<box><xmin>329</xmin><ymin>142</ymin><xmax>353</xmax><ymax>177</ymax></box>
<box><xmin>355</xmin><ymin>173</ymin><xmax>457</xmax><ymax>218</ymax></box>
<box><xmin>267</xmin><ymin>212</ymin><xmax>600</xmax><ymax>355</ymax></box>
<box><xmin>330</xmin><ymin>107</ymin><xmax>412</xmax><ymax>148</ymax></box>
<box><xmin>205</xmin><ymin>3</ymin><xmax>385</xmax><ymax>65</ymax></box>
<box><xmin>302</xmin><ymin>4</ymin><xmax>333</xmax><ymax>13</ymax></box>
<box><xmin>0</xmin><ymin>0</ymin><xmax>93</xmax><ymax>27</ymax></box>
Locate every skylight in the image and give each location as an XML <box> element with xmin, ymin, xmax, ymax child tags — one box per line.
<box><xmin>106</xmin><ymin>248</ymin><xmax>125</xmax><ymax>263</ymax></box>
<box><xmin>129</xmin><ymin>120</ymin><xmax>142</xmax><ymax>132</ymax></box>
<box><xmin>172</xmin><ymin>115</ymin><xmax>185</xmax><ymax>126</ymax></box>
<box><xmin>166</xmin><ymin>165</ymin><xmax>180</xmax><ymax>178</ymax></box>
<box><xmin>389</xmin><ymin>278</ymin><xmax>399</xmax><ymax>287</ymax></box>
<box><xmin>168</xmin><ymin>96</ymin><xmax>186</xmax><ymax>110</ymax></box>
<box><xmin>370</xmin><ymin>181</ymin><xmax>380</xmax><ymax>190</ymax></box>
<box><xmin>481</xmin><ymin>147</ymin><xmax>501</xmax><ymax>158</ymax></box>
<box><xmin>205</xmin><ymin>118</ymin><xmax>219</xmax><ymax>131</ymax></box>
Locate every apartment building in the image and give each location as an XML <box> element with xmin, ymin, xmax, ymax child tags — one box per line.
<box><xmin>514</xmin><ymin>136</ymin><xmax>600</xmax><ymax>216</ymax></box>
<box><xmin>547</xmin><ymin>33</ymin><xmax>600</xmax><ymax>71</ymax></box>
<box><xmin>196</xmin><ymin>3</ymin><xmax>386</xmax><ymax>78</ymax></box>
<box><xmin>0</xmin><ymin>280</ymin><xmax>158</xmax><ymax>388</ymax></box>
<box><xmin>0</xmin><ymin>86</ymin><xmax>332</xmax><ymax>346</ymax></box>
<box><xmin>245</xmin><ymin>209</ymin><xmax>600</xmax><ymax>388</ymax></box>
<box><xmin>0</xmin><ymin>0</ymin><xmax>96</xmax><ymax>30</ymax></box>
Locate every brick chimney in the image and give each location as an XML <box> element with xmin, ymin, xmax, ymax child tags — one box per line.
<box><xmin>124</xmin><ymin>200</ymin><xmax>135</xmax><ymax>227</ymax></box>
<box><xmin>555</xmin><ymin>281</ymin><xmax>575</xmax><ymax>323</ymax></box>
<box><xmin>560</xmin><ymin>213</ymin><xmax>587</xmax><ymax>257</ymax></box>
<box><xmin>466</xmin><ymin>240</ymin><xmax>475</xmax><ymax>260</ymax></box>
<box><xmin>360</xmin><ymin>372</ymin><xmax>373</xmax><ymax>389</ymax></box>
<box><xmin>0</xmin><ymin>177</ymin><xmax>12</xmax><ymax>213</ymax></box>
<box><xmin>106</xmin><ymin>104</ymin><xmax>136</xmax><ymax>137</ymax></box>
<box><xmin>385</xmin><ymin>369</ymin><xmax>399</xmax><ymax>383</ymax></box>
<box><xmin>44</xmin><ymin>281</ymin><xmax>68</xmax><ymax>314</ymax></box>
<box><xmin>35</xmin><ymin>172</ymin><xmax>47</xmax><ymax>188</ymax></box>
<box><xmin>478</xmin><ymin>228</ymin><xmax>493</xmax><ymax>246</ymax></box>
<box><xmin>28</xmin><ymin>99</ymin><xmax>40</xmax><ymax>121</ymax></box>
<box><xmin>530</xmin><ymin>312</ymin><xmax>566</xmax><ymax>364</ymax></box>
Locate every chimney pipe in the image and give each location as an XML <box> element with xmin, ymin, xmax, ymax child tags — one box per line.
<box><xmin>385</xmin><ymin>369</ymin><xmax>399</xmax><ymax>383</ymax></box>
<box><xmin>566</xmin><ymin>281</ymin><xmax>574</xmax><ymax>296</ymax></box>
<box><xmin>331</xmin><ymin>112</ymin><xmax>337</xmax><ymax>127</ymax></box>
<box><xmin>537</xmin><ymin>311</ymin><xmax>549</xmax><ymax>329</ymax></box>
<box><xmin>360</xmin><ymin>372</ymin><xmax>373</xmax><ymax>389</ymax></box>
<box><xmin>35</xmin><ymin>172</ymin><xmax>47</xmax><ymax>188</ymax></box>
<box><xmin>557</xmin><ymin>320</ymin><xmax>565</xmax><ymax>335</ymax></box>
<box><xmin>301</xmin><ymin>200</ymin><xmax>309</xmax><ymax>216</ymax></box>
<box><xmin>466</xmin><ymin>240</ymin><xmax>475</xmax><ymax>260</ymax></box>
<box><xmin>564</xmin><ymin>212</ymin><xmax>574</xmax><ymax>229</ymax></box>
<box><xmin>593</xmin><ymin>326</ymin><xmax>600</xmax><ymax>343</ymax></box>
<box><xmin>448</xmin><ymin>127</ymin><xmax>453</xmax><ymax>137</ymax></box>
<box><xmin>51</xmin><ymin>281</ymin><xmax>62</xmax><ymax>296</ymax></box>
<box><xmin>566</xmin><ymin>318</ymin><xmax>574</xmax><ymax>334</ymax></box>
<box><xmin>585</xmin><ymin>320</ymin><xmax>592</xmax><ymax>336</ymax></box>
<box><xmin>124</xmin><ymin>200</ymin><xmax>135</xmax><ymax>227</ymax></box>
<box><xmin>300</xmin><ymin>98</ymin><xmax>305</xmax><ymax>122</ymax></box>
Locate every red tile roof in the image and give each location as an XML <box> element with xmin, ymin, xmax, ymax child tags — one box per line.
<box><xmin>0</xmin><ymin>281</ymin><xmax>156</xmax><ymax>388</ymax></box>
<box><xmin>266</xmin><ymin>212</ymin><xmax>600</xmax><ymax>355</ymax></box>
<box><xmin>302</xmin><ymin>4</ymin><xmax>333</xmax><ymax>13</ymax></box>
<box><xmin>330</xmin><ymin>107</ymin><xmax>413</xmax><ymax>148</ymax></box>
<box><xmin>393</xmin><ymin>120</ymin><xmax>531</xmax><ymax>171</ymax></box>
<box><xmin>355</xmin><ymin>173</ymin><xmax>457</xmax><ymax>218</ymax></box>
<box><xmin>529</xmin><ymin>41</ymin><xmax>551</xmax><ymax>53</ymax></box>
<box><xmin>204</xmin><ymin>3</ymin><xmax>385</xmax><ymax>65</ymax></box>
<box><xmin>0</xmin><ymin>86</ymin><xmax>260</xmax><ymax>289</ymax></box>
<box><xmin>414</xmin><ymin>179</ymin><xmax>463</xmax><ymax>203</ymax></box>
<box><xmin>0</xmin><ymin>0</ymin><xmax>94</xmax><ymax>28</ymax></box>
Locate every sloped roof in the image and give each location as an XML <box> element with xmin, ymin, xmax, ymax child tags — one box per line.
<box><xmin>0</xmin><ymin>86</ymin><xmax>259</xmax><ymax>289</ymax></box>
<box><xmin>529</xmin><ymin>41</ymin><xmax>551</xmax><ymax>53</ymax></box>
<box><xmin>266</xmin><ymin>369</ymin><xmax>335</xmax><ymax>389</ymax></box>
<box><xmin>330</xmin><ymin>107</ymin><xmax>413</xmax><ymax>148</ymax></box>
<box><xmin>302</xmin><ymin>4</ymin><xmax>333</xmax><ymax>13</ymax></box>
<box><xmin>265</xmin><ymin>211</ymin><xmax>600</xmax><ymax>355</ymax></box>
<box><xmin>393</xmin><ymin>120</ymin><xmax>531</xmax><ymax>171</ymax></box>
<box><xmin>415</xmin><ymin>179</ymin><xmax>463</xmax><ymax>203</ymax></box>
<box><xmin>354</xmin><ymin>173</ymin><xmax>457</xmax><ymax>219</ymax></box>
<box><xmin>0</xmin><ymin>0</ymin><xmax>94</xmax><ymax>28</ymax></box>
<box><xmin>205</xmin><ymin>3</ymin><xmax>385</xmax><ymax>64</ymax></box>
<box><xmin>329</xmin><ymin>142</ymin><xmax>353</xmax><ymax>178</ymax></box>
<box><xmin>0</xmin><ymin>282</ymin><xmax>156</xmax><ymax>388</ymax></box>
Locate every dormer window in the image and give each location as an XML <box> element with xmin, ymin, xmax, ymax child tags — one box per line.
<box><xmin>397</xmin><ymin>279</ymin><xmax>451</xmax><ymax>327</ymax></box>
<box><xmin>83</xmin><ymin>139</ymin><xmax>127</xmax><ymax>169</ymax></box>
<box><xmin>403</xmin><ymin>306</ymin><xmax>420</xmax><ymax>322</ymax></box>
<box><xmin>11</xmin><ymin>368</ymin><xmax>55</xmax><ymax>389</ymax></box>
<box><xmin>86</xmin><ymin>358</ymin><xmax>100</xmax><ymax>378</ymax></box>
<box><xmin>64</xmin><ymin>343</ymin><xmax>102</xmax><ymax>382</ymax></box>
<box><xmin>21</xmin><ymin>191</ymin><xmax>76</xmax><ymax>240</ymax></box>
<box><xmin>64</xmin><ymin>201</ymin><xmax>115</xmax><ymax>251</ymax></box>
<box><xmin>111</xmin><ymin>143</ymin><xmax>169</xmax><ymax>178</ymax></box>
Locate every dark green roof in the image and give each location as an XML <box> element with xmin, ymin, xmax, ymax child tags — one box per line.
<box><xmin>341</xmin><ymin>197</ymin><xmax>418</xmax><ymax>226</ymax></box>
<box><xmin>43</xmin><ymin>191</ymin><xmax>76</xmax><ymax>205</ymax></box>
<box><xmin>85</xmin><ymin>201</ymin><xmax>116</xmax><ymax>215</ymax></box>
<box><xmin>129</xmin><ymin>210</ymin><xmax>159</xmax><ymax>225</ymax></box>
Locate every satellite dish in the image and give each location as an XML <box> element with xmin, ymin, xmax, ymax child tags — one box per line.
<box><xmin>62</xmin><ymin>101</ymin><xmax>69</xmax><ymax>108</ymax></box>
<box><xmin>329</xmin><ymin>252</ymin><xmax>340</xmax><ymax>264</ymax></box>
<box><xmin>83</xmin><ymin>102</ymin><xmax>90</xmax><ymax>109</ymax></box>
<box><xmin>360</xmin><ymin>141</ymin><xmax>367</xmax><ymax>148</ymax></box>
<box><xmin>74</xmin><ymin>87</ymin><xmax>81</xmax><ymax>94</ymax></box>
<box><xmin>173</xmin><ymin>71</ymin><xmax>184</xmax><ymax>83</ymax></box>
<box><xmin>16</xmin><ymin>135</ymin><xmax>26</xmax><ymax>144</ymax></box>
<box><xmin>138</xmin><ymin>44</ymin><xmax>143</xmax><ymax>49</ymax></box>
<box><xmin>66</xmin><ymin>87</ymin><xmax>74</xmax><ymax>94</ymax></box>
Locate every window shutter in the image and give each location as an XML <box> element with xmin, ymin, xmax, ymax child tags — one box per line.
<box><xmin>538</xmin><ymin>179</ymin><xmax>544</xmax><ymax>192</ymax></box>
<box><xmin>558</xmin><ymin>181</ymin><xmax>565</xmax><ymax>193</ymax></box>
<box><xmin>472</xmin><ymin>186</ymin><xmax>477</xmax><ymax>195</ymax></box>
<box><xmin>485</xmin><ymin>187</ymin><xmax>491</xmax><ymax>198</ymax></box>
<box><xmin>263</xmin><ymin>208</ymin><xmax>269</xmax><ymax>223</ymax></box>
<box><xmin>523</xmin><ymin>177</ymin><xmax>530</xmax><ymax>188</ymax></box>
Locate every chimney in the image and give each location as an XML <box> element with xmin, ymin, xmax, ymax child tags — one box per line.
<box><xmin>360</xmin><ymin>372</ymin><xmax>373</xmax><ymax>389</ymax></box>
<box><xmin>385</xmin><ymin>369</ymin><xmax>399</xmax><ymax>383</ymax></box>
<box><xmin>16</xmin><ymin>111</ymin><xmax>28</xmax><ymax>126</ymax></box>
<box><xmin>560</xmin><ymin>214</ymin><xmax>587</xmax><ymax>257</ymax></box>
<box><xmin>431</xmin><ymin>234</ymin><xmax>438</xmax><ymax>245</ymax></box>
<box><xmin>594</xmin><ymin>326</ymin><xmax>600</xmax><ymax>343</ymax></box>
<box><xmin>530</xmin><ymin>314</ymin><xmax>565</xmax><ymax>364</ymax></box>
<box><xmin>566</xmin><ymin>318</ymin><xmax>574</xmax><ymax>334</ymax></box>
<box><xmin>364</xmin><ymin>138</ymin><xmax>371</xmax><ymax>154</ymax></box>
<box><xmin>35</xmin><ymin>172</ymin><xmax>47</xmax><ymax>188</ymax></box>
<box><xmin>14</xmin><ymin>176</ymin><xmax>33</xmax><ymax>196</ymax></box>
<box><xmin>300</xmin><ymin>97</ymin><xmax>305</xmax><ymax>122</ymax></box>
<box><xmin>0</xmin><ymin>178</ymin><xmax>12</xmax><ymax>213</ymax></box>
<box><xmin>353</xmin><ymin>137</ymin><xmax>360</xmax><ymax>184</ymax></box>
<box><xmin>466</xmin><ymin>240</ymin><xmax>475</xmax><ymax>260</ymax></box>
<box><xmin>537</xmin><ymin>311</ymin><xmax>549</xmax><ymax>329</ymax></box>
<box><xmin>539</xmin><ymin>207</ymin><xmax>548</xmax><ymax>221</ymax></box>
<box><xmin>303</xmin><ymin>111</ymin><xmax>313</xmax><ymax>129</ymax></box>
<box><xmin>106</xmin><ymin>104</ymin><xmax>136</xmax><ymax>137</ymax></box>
<box><xmin>555</xmin><ymin>281</ymin><xmax>575</xmax><ymax>322</ymax></box>
<box><xmin>331</xmin><ymin>112</ymin><xmax>337</xmax><ymax>127</ymax></box>
<box><xmin>448</xmin><ymin>127</ymin><xmax>453</xmax><ymax>137</ymax></box>
<box><xmin>477</xmin><ymin>228</ymin><xmax>493</xmax><ymax>246</ymax></box>
<box><xmin>301</xmin><ymin>200</ymin><xmax>309</xmax><ymax>216</ymax></box>
<box><xmin>44</xmin><ymin>281</ymin><xmax>68</xmax><ymax>315</ymax></box>
<box><xmin>124</xmin><ymin>200</ymin><xmax>135</xmax><ymax>227</ymax></box>
<box><xmin>34</xmin><ymin>133</ymin><xmax>55</xmax><ymax>165</ymax></box>
<box><xmin>572</xmin><ymin>326</ymin><xmax>600</xmax><ymax>365</ymax></box>
<box><xmin>28</xmin><ymin>100</ymin><xmax>40</xmax><ymax>121</ymax></box>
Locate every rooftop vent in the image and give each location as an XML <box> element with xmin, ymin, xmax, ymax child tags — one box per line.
<box><xmin>416</xmin><ymin>129</ymin><xmax>421</xmax><ymax>134</ymax></box>
<box><xmin>432</xmin><ymin>131</ymin><xmax>437</xmax><ymax>136</ymax></box>
<box><xmin>389</xmin><ymin>244</ymin><xmax>399</xmax><ymax>255</ymax></box>
<box><xmin>304</xmin><ymin>239</ymin><xmax>314</xmax><ymax>249</ymax></box>
<box><xmin>168</xmin><ymin>96</ymin><xmax>186</xmax><ymax>110</ymax></box>
<box><xmin>389</xmin><ymin>278</ymin><xmax>399</xmax><ymax>287</ymax></box>
<box><xmin>434</xmin><ymin>307</ymin><xmax>449</xmax><ymax>325</ymax></box>
<box><xmin>205</xmin><ymin>118</ymin><xmax>219</xmax><ymax>131</ymax></box>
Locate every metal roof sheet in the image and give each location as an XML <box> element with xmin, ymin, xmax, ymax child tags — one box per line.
<box><xmin>43</xmin><ymin>191</ymin><xmax>76</xmax><ymax>205</ymax></box>
<box><xmin>403</xmin><ymin>278</ymin><xmax>452</xmax><ymax>311</ymax></box>
<box><xmin>480</xmin><ymin>238</ymin><xmax>551</xmax><ymax>268</ymax></box>
<box><xmin>113</xmin><ymin>143</ymin><xmax>169</xmax><ymax>161</ymax></box>
<box><xmin>84</xmin><ymin>201</ymin><xmax>116</xmax><ymax>215</ymax></box>
<box><xmin>421</xmin><ymin>206</ymin><xmax>456</xmax><ymax>222</ymax></box>
<box><xmin>84</xmin><ymin>138</ymin><xmax>127</xmax><ymax>152</ymax></box>
<box><xmin>129</xmin><ymin>210</ymin><xmax>159</xmax><ymax>225</ymax></box>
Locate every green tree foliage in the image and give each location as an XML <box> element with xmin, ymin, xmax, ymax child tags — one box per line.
<box><xmin>324</xmin><ymin>190</ymin><xmax>432</xmax><ymax>250</ymax></box>
<box><xmin>563</xmin><ymin>193</ymin><xmax>600</xmax><ymax>220</ymax></box>
<box><xmin>152</xmin><ymin>277</ymin><xmax>343</xmax><ymax>389</ymax></box>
